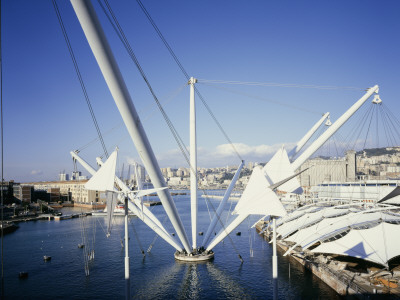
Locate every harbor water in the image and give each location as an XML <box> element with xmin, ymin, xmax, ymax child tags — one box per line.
<box><xmin>2</xmin><ymin>193</ymin><xmax>341</xmax><ymax>299</ymax></box>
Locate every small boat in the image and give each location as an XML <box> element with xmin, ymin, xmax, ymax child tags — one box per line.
<box><xmin>43</xmin><ymin>255</ymin><xmax>51</xmax><ymax>261</ymax></box>
<box><xmin>19</xmin><ymin>271</ymin><xmax>28</xmax><ymax>279</ymax></box>
<box><xmin>91</xmin><ymin>204</ymin><xmax>135</xmax><ymax>216</ymax></box>
<box><xmin>78</xmin><ymin>244</ymin><xmax>85</xmax><ymax>248</ymax></box>
<box><xmin>0</xmin><ymin>222</ymin><xmax>19</xmax><ymax>235</ymax></box>
<box><xmin>236</xmin><ymin>232</ymin><xmax>241</xmax><ymax>236</ymax></box>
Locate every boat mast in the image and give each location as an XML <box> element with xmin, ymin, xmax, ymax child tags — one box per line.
<box><xmin>189</xmin><ymin>77</ymin><xmax>198</xmax><ymax>250</ymax></box>
<box><xmin>70</xmin><ymin>0</ymin><xmax>191</xmax><ymax>253</ymax></box>
<box><xmin>291</xmin><ymin>85</ymin><xmax>379</xmax><ymax>171</ymax></box>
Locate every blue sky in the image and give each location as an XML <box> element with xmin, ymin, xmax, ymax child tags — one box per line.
<box><xmin>3</xmin><ymin>1</ymin><xmax>400</xmax><ymax>182</ymax></box>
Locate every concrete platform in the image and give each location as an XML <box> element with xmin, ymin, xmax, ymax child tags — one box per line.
<box><xmin>174</xmin><ymin>251</ymin><xmax>214</xmax><ymax>262</ymax></box>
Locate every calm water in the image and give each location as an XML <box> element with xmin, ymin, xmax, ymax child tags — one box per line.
<box><xmin>2</xmin><ymin>193</ymin><xmax>341</xmax><ymax>299</ymax></box>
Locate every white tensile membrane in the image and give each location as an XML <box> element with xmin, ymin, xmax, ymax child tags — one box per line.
<box><xmin>85</xmin><ymin>149</ymin><xmax>118</xmax><ymax>192</ymax></box>
<box><xmin>263</xmin><ymin>146</ymin><xmax>301</xmax><ymax>193</ymax></box>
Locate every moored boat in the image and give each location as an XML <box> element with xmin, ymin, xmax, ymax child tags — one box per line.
<box><xmin>0</xmin><ymin>222</ymin><xmax>19</xmax><ymax>235</ymax></box>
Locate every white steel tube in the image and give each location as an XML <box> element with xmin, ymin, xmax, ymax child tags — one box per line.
<box><xmin>202</xmin><ymin>160</ymin><xmax>244</xmax><ymax>247</ymax></box>
<box><xmin>206</xmin><ymin>213</ymin><xmax>248</xmax><ymax>252</ymax></box>
<box><xmin>288</xmin><ymin>112</ymin><xmax>330</xmax><ymax>159</ymax></box>
<box><xmin>124</xmin><ymin>197</ymin><xmax>130</xmax><ymax>300</ymax></box>
<box><xmin>70</xmin><ymin>151</ymin><xmax>183</xmax><ymax>251</ymax></box>
<box><xmin>189</xmin><ymin>77</ymin><xmax>198</xmax><ymax>250</ymax></box>
<box><xmin>272</xmin><ymin>218</ymin><xmax>278</xmax><ymax>300</ymax></box>
<box><xmin>291</xmin><ymin>85</ymin><xmax>379</xmax><ymax>171</ymax></box>
<box><xmin>272</xmin><ymin>218</ymin><xmax>277</xmax><ymax>279</ymax></box>
<box><xmin>70</xmin><ymin>0</ymin><xmax>191</xmax><ymax>253</ymax></box>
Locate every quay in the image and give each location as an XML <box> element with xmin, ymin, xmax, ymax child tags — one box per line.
<box><xmin>256</xmin><ymin>222</ymin><xmax>400</xmax><ymax>298</ymax></box>
<box><xmin>7</xmin><ymin>212</ymin><xmax>92</xmax><ymax>223</ymax></box>
<box><xmin>200</xmin><ymin>191</ymin><xmax>241</xmax><ymax>201</ymax></box>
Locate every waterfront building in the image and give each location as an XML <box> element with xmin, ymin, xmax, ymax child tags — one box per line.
<box><xmin>23</xmin><ymin>180</ymin><xmax>106</xmax><ymax>208</ymax></box>
<box><xmin>311</xmin><ymin>180</ymin><xmax>400</xmax><ymax>204</ymax></box>
<box><xmin>13</xmin><ymin>184</ymin><xmax>33</xmax><ymax>203</ymax></box>
<box><xmin>298</xmin><ymin>150</ymin><xmax>356</xmax><ymax>187</ymax></box>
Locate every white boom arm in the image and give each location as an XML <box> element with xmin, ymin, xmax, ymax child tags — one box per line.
<box><xmin>288</xmin><ymin>112</ymin><xmax>330</xmax><ymax>160</ymax></box>
<box><xmin>291</xmin><ymin>85</ymin><xmax>379</xmax><ymax>171</ymax></box>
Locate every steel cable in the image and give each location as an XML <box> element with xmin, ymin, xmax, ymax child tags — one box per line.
<box><xmin>52</xmin><ymin>0</ymin><xmax>109</xmax><ymax>159</ymax></box>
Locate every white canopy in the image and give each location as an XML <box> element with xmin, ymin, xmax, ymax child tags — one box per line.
<box><xmin>283</xmin><ymin>208</ymin><xmax>400</xmax><ymax>257</ymax></box>
<box><xmin>85</xmin><ymin>149</ymin><xmax>118</xmax><ymax>192</ymax></box>
<box><xmin>311</xmin><ymin>222</ymin><xmax>400</xmax><ymax>266</ymax></box>
<box><xmin>233</xmin><ymin>166</ymin><xmax>287</xmax><ymax>217</ymax></box>
<box><xmin>276</xmin><ymin>205</ymin><xmax>326</xmax><ymax>227</ymax></box>
<box><xmin>262</xmin><ymin>146</ymin><xmax>301</xmax><ymax>193</ymax></box>
<box><xmin>284</xmin><ymin>208</ymin><xmax>356</xmax><ymax>244</ymax></box>
<box><xmin>276</xmin><ymin>206</ymin><xmax>332</xmax><ymax>239</ymax></box>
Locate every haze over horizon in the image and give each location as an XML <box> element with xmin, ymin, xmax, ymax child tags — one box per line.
<box><xmin>3</xmin><ymin>1</ymin><xmax>400</xmax><ymax>182</ymax></box>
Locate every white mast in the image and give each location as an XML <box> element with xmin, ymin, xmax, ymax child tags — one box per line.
<box><xmin>189</xmin><ymin>77</ymin><xmax>198</xmax><ymax>250</ymax></box>
<box><xmin>291</xmin><ymin>85</ymin><xmax>379</xmax><ymax>171</ymax></box>
<box><xmin>84</xmin><ymin>149</ymin><xmax>130</xmax><ymax>299</ymax></box>
<box><xmin>124</xmin><ymin>196</ymin><xmax>130</xmax><ymax>300</ymax></box>
<box><xmin>288</xmin><ymin>112</ymin><xmax>330</xmax><ymax>160</ymax></box>
<box><xmin>70</xmin><ymin>0</ymin><xmax>191</xmax><ymax>253</ymax></box>
<box><xmin>272</xmin><ymin>217</ymin><xmax>278</xmax><ymax>300</ymax></box>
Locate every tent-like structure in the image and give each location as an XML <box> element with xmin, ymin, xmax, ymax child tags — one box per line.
<box><xmin>311</xmin><ymin>221</ymin><xmax>400</xmax><ymax>266</ymax></box>
<box><xmin>276</xmin><ymin>204</ymin><xmax>400</xmax><ymax>267</ymax></box>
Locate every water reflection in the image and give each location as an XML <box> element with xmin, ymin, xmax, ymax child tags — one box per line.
<box><xmin>206</xmin><ymin>262</ymin><xmax>251</xmax><ymax>299</ymax></box>
<box><xmin>132</xmin><ymin>259</ymin><xmax>252</xmax><ymax>299</ymax></box>
<box><xmin>132</xmin><ymin>263</ymin><xmax>185</xmax><ymax>299</ymax></box>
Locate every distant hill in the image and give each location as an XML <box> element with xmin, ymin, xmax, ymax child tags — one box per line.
<box><xmin>357</xmin><ymin>147</ymin><xmax>400</xmax><ymax>157</ymax></box>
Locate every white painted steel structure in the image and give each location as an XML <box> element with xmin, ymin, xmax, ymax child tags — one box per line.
<box><xmin>83</xmin><ymin>149</ymin><xmax>130</xmax><ymax>299</ymax></box>
<box><xmin>206</xmin><ymin>166</ymin><xmax>287</xmax><ymax>251</ymax></box>
<box><xmin>272</xmin><ymin>218</ymin><xmax>278</xmax><ymax>300</ymax></box>
<box><xmin>202</xmin><ymin>160</ymin><xmax>245</xmax><ymax>247</ymax></box>
<box><xmin>70</xmin><ymin>0</ymin><xmax>191</xmax><ymax>253</ymax></box>
<box><xmin>189</xmin><ymin>77</ymin><xmax>198</xmax><ymax>250</ymax></box>
<box><xmin>70</xmin><ymin>151</ymin><xmax>183</xmax><ymax>251</ymax></box>
<box><xmin>288</xmin><ymin>112</ymin><xmax>330</xmax><ymax>160</ymax></box>
<box><xmin>291</xmin><ymin>85</ymin><xmax>379</xmax><ymax>171</ymax></box>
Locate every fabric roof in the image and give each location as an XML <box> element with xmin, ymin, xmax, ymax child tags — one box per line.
<box><xmin>262</xmin><ymin>146</ymin><xmax>301</xmax><ymax>193</ymax></box>
<box><xmin>233</xmin><ymin>166</ymin><xmax>287</xmax><ymax>217</ymax></box>
<box><xmin>85</xmin><ymin>149</ymin><xmax>118</xmax><ymax>192</ymax></box>
<box><xmin>283</xmin><ymin>208</ymin><xmax>400</xmax><ymax>258</ymax></box>
<box><xmin>276</xmin><ymin>205</ymin><xmax>354</xmax><ymax>239</ymax></box>
<box><xmin>311</xmin><ymin>222</ymin><xmax>400</xmax><ymax>266</ymax></box>
<box><xmin>284</xmin><ymin>209</ymin><xmax>355</xmax><ymax>244</ymax></box>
